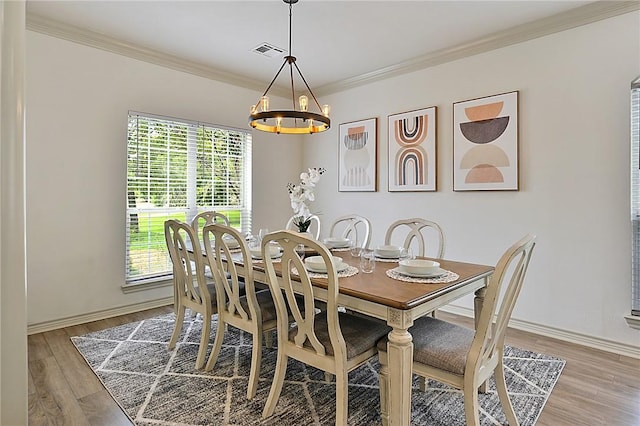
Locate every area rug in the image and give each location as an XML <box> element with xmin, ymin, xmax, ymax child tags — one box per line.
<box><xmin>71</xmin><ymin>310</ymin><xmax>565</xmax><ymax>426</ymax></box>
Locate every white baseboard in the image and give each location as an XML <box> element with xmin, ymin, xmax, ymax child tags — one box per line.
<box><xmin>27</xmin><ymin>297</ymin><xmax>173</xmax><ymax>335</ymax></box>
<box><xmin>441</xmin><ymin>305</ymin><xmax>640</xmax><ymax>360</ymax></box>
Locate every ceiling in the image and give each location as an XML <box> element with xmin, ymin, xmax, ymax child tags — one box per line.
<box><xmin>26</xmin><ymin>1</ymin><xmax>631</xmax><ymax>96</ymax></box>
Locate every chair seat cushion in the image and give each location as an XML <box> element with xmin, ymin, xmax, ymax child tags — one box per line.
<box><xmin>291</xmin><ymin>311</ymin><xmax>391</xmax><ymax>360</ymax></box>
<box><xmin>239</xmin><ymin>289</ymin><xmax>278</xmax><ymax>323</ymax></box>
<box><xmin>377</xmin><ymin>316</ymin><xmax>474</xmax><ymax>375</ymax></box>
<box><xmin>193</xmin><ymin>283</ymin><xmax>218</xmax><ymax>311</ymax></box>
<box><xmin>194</xmin><ymin>280</ymin><xmax>246</xmax><ymax>311</ymax></box>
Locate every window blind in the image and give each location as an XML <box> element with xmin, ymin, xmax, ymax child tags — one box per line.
<box><xmin>126</xmin><ymin>111</ymin><xmax>252</xmax><ymax>283</ymax></box>
<box><xmin>631</xmin><ymin>78</ymin><xmax>640</xmax><ymax>316</ymax></box>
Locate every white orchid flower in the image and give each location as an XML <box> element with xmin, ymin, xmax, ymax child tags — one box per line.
<box><xmin>287</xmin><ymin>167</ymin><xmax>324</xmax><ymax>231</ymax></box>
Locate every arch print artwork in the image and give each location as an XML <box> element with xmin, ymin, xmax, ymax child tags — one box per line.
<box><xmin>453</xmin><ymin>91</ymin><xmax>519</xmax><ymax>191</ymax></box>
<box><xmin>388</xmin><ymin>106</ymin><xmax>437</xmax><ymax>192</ymax></box>
<box><xmin>338</xmin><ymin>117</ymin><xmax>377</xmax><ymax>192</ymax></box>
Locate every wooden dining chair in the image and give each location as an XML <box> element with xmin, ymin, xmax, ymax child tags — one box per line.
<box><xmin>385</xmin><ymin>217</ymin><xmax>445</xmax><ymax>322</ymax></box>
<box><xmin>190</xmin><ymin>210</ymin><xmax>231</xmax><ymax>281</ymax></box>
<box><xmin>377</xmin><ymin>234</ymin><xmax>536</xmax><ymax>426</ymax></box>
<box><xmin>164</xmin><ymin>219</ymin><xmax>219</xmax><ymax>369</ymax></box>
<box><xmin>328</xmin><ymin>214</ymin><xmax>372</xmax><ymax>249</ymax></box>
<box><xmin>285</xmin><ymin>214</ymin><xmax>321</xmax><ymax>240</ymax></box>
<box><xmin>190</xmin><ymin>210</ymin><xmax>230</xmax><ymax>234</ymax></box>
<box><xmin>261</xmin><ymin>230</ymin><xmax>391</xmax><ymax>424</ymax></box>
<box><xmin>384</xmin><ymin>217</ymin><xmax>445</xmax><ymax>258</ymax></box>
<box><xmin>202</xmin><ymin>223</ymin><xmax>277</xmax><ymax>399</ymax></box>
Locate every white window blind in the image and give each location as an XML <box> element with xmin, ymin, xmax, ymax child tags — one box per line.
<box><xmin>126</xmin><ymin>111</ymin><xmax>252</xmax><ymax>283</ymax></box>
<box><xmin>631</xmin><ymin>78</ymin><xmax>640</xmax><ymax>316</ymax></box>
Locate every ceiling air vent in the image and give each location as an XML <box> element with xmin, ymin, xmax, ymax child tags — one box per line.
<box><xmin>251</xmin><ymin>42</ymin><xmax>286</xmax><ymax>58</ymax></box>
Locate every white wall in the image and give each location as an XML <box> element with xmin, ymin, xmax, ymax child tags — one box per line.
<box><xmin>26</xmin><ymin>12</ymin><xmax>640</xmax><ymax>353</ymax></box>
<box><xmin>25</xmin><ymin>31</ymin><xmax>302</xmax><ymax>325</ymax></box>
<box><xmin>304</xmin><ymin>12</ymin><xmax>640</xmax><ymax>350</ymax></box>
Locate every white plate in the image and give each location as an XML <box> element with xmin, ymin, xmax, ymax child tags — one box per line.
<box><xmin>252</xmin><ymin>252</ymin><xmax>283</xmax><ymax>260</ymax></box>
<box><xmin>397</xmin><ymin>268</ymin><xmax>446</xmax><ymax>278</ymax></box>
<box><xmin>306</xmin><ymin>262</ymin><xmax>349</xmax><ymax>273</ymax></box>
<box><xmin>375</xmin><ymin>253</ymin><xmax>400</xmax><ymax>260</ymax></box>
<box><xmin>225</xmin><ymin>240</ymin><xmax>240</xmax><ymax>249</ymax></box>
<box><xmin>329</xmin><ymin>242</ymin><xmax>351</xmax><ymax>249</ymax></box>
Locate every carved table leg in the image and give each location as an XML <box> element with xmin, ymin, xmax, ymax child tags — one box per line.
<box><xmin>474</xmin><ymin>280</ymin><xmax>488</xmax><ymax>393</ymax></box>
<box><xmin>387</xmin><ymin>309</ymin><xmax>413</xmax><ymax>426</ymax></box>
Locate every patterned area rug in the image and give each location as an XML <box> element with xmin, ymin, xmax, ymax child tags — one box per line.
<box><xmin>71</xmin><ymin>311</ymin><xmax>565</xmax><ymax>426</ymax></box>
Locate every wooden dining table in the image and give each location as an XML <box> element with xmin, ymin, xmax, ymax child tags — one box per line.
<box><xmin>237</xmin><ymin>249</ymin><xmax>494</xmax><ymax>426</ymax></box>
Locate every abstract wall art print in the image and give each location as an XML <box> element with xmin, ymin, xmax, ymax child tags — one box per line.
<box><xmin>453</xmin><ymin>91</ymin><xmax>519</xmax><ymax>191</ymax></box>
<box><xmin>388</xmin><ymin>106</ymin><xmax>437</xmax><ymax>192</ymax></box>
<box><xmin>338</xmin><ymin>118</ymin><xmax>377</xmax><ymax>192</ymax></box>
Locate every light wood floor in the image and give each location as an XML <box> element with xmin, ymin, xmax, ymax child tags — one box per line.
<box><xmin>28</xmin><ymin>306</ymin><xmax>640</xmax><ymax>425</ymax></box>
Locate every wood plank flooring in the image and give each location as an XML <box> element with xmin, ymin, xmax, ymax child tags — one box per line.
<box><xmin>28</xmin><ymin>306</ymin><xmax>640</xmax><ymax>425</ymax></box>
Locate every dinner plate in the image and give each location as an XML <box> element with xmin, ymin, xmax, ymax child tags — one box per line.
<box><xmin>397</xmin><ymin>268</ymin><xmax>446</xmax><ymax>278</ymax></box>
<box><xmin>306</xmin><ymin>262</ymin><xmax>349</xmax><ymax>273</ymax></box>
<box><xmin>224</xmin><ymin>240</ymin><xmax>240</xmax><ymax>249</ymax></box>
<box><xmin>375</xmin><ymin>253</ymin><xmax>400</xmax><ymax>260</ymax></box>
<box><xmin>329</xmin><ymin>242</ymin><xmax>351</xmax><ymax>249</ymax></box>
<box><xmin>251</xmin><ymin>252</ymin><xmax>283</xmax><ymax>260</ymax></box>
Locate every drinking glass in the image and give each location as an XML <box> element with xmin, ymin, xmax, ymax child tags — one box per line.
<box><xmin>360</xmin><ymin>249</ymin><xmax>376</xmax><ymax>273</ymax></box>
<box><xmin>349</xmin><ymin>239</ymin><xmax>362</xmax><ymax>258</ymax></box>
<box><xmin>295</xmin><ymin>243</ymin><xmax>306</xmax><ymax>261</ymax></box>
<box><xmin>399</xmin><ymin>247</ymin><xmax>414</xmax><ymax>261</ymax></box>
<box><xmin>258</xmin><ymin>228</ymin><xmax>269</xmax><ymax>244</ymax></box>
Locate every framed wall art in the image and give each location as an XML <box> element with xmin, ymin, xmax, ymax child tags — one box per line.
<box><xmin>453</xmin><ymin>91</ymin><xmax>519</xmax><ymax>191</ymax></box>
<box><xmin>338</xmin><ymin>117</ymin><xmax>377</xmax><ymax>192</ymax></box>
<box><xmin>388</xmin><ymin>106</ymin><xmax>437</xmax><ymax>192</ymax></box>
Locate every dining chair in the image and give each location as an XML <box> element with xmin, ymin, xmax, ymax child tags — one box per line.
<box><xmin>285</xmin><ymin>214</ymin><xmax>321</xmax><ymax>240</ymax></box>
<box><xmin>202</xmin><ymin>223</ymin><xmax>277</xmax><ymax>399</ymax></box>
<box><xmin>261</xmin><ymin>230</ymin><xmax>391</xmax><ymax>424</ymax></box>
<box><xmin>385</xmin><ymin>217</ymin><xmax>445</xmax><ymax>323</ymax></box>
<box><xmin>190</xmin><ymin>210</ymin><xmax>230</xmax><ymax>234</ymax></box>
<box><xmin>190</xmin><ymin>210</ymin><xmax>231</xmax><ymax>281</ymax></box>
<box><xmin>384</xmin><ymin>217</ymin><xmax>445</xmax><ymax>258</ymax></box>
<box><xmin>164</xmin><ymin>219</ymin><xmax>219</xmax><ymax>369</ymax></box>
<box><xmin>377</xmin><ymin>234</ymin><xmax>536</xmax><ymax>426</ymax></box>
<box><xmin>328</xmin><ymin>214</ymin><xmax>372</xmax><ymax>249</ymax></box>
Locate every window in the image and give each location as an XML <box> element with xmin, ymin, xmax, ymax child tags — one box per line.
<box><xmin>631</xmin><ymin>77</ymin><xmax>640</xmax><ymax>318</ymax></box>
<box><xmin>126</xmin><ymin>111</ymin><xmax>252</xmax><ymax>284</ymax></box>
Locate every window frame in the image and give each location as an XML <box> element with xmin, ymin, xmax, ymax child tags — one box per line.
<box><xmin>125</xmin><ymin>111</ymin><xmax>252</xmax><ymax>286</ymax></box>
<box><xmin>628</xmin><ymin>76</ymin><xmax>640</xmax><ymax>329</ymax></box>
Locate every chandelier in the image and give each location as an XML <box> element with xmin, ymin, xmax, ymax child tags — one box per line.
<box><xmin>248</xmin><ymin>0</ymin><xmax>330</xmax><ymax>135</ymax></box>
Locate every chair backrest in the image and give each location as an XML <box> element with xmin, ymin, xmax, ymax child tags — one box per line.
<box><xmin>285</xmin><ymin>214</ymin><xmax>321</xmax><ymax>240</ymax></box>
<box><xmin>191</xmin><ymin>211</ymin><xmax>230</xmax><ymax>235</ymax></box>
<box><xmin>202</xmin><ymin>223</ymin><xmax>258</xmax><ymax>322</ymax></box>
<box><xmin>262</xmin><ymin>230</ymin><xmax>346</xmax><ymax>359</ymax></box>
<box><xmin>164</xmin><ymin>219</ymin><xmax>212</xmax><ymax>307</ymax></box>
<box><xmin>469</xmin><ymin>234</ymin><xmax>536</xmax><ymax>373</ymax></box>
<box><xmin>328</xmin><ymin>214</ymin><xmax>372</xmax><ymax>249</ymax></box>
<box><xmin>384</xmin><ymin>217</ymin><xmax>445</xmax><ymax>258</ymax></box>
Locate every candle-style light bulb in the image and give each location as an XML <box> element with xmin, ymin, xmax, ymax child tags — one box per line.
<box><xmin>299</xmin><ymin>95</ymin><xmax>308</xmax><ymax>112</ymax></box>
<box><xmin>250</xmin><ymin>105</ymin><xmax>256</xmax><ymax>115</ymax></box>
<box><xmin>261</xmin><ymin>96</ymin><xmax>269</xmax><ymax>112</ymax></box>
<box><xmin>276</xmin><ymin>116</ymin><xmax>282</xmax><ymax>134</ymax></box>
<box><xmin>322</xmin><ymin>104</ymin><xmax>330</xmax><ymax>117</ymax></box>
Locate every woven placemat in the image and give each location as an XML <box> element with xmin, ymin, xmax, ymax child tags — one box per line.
<box><xmin>329</xmin><ymin>247</ymin><xmax>351</xmax><ymax>252</ymax></box>
<box><xmin>291</xmin><ymin>265</ymin><xmax>359</xmax><ymax>278</ymax></box>
<box><xmin>386</xmin><ymin>267</ymin><xmax>459</xmax><ymax>283</ymax></box>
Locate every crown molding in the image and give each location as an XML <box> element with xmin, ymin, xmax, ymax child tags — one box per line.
<box><xmin>26</xmin><ymin>1</ymin><xmax>639</xmax><ymax>98</ymax></box>
<box><xmin>316</xmin><ymin>1</ymin><xmax>640</xmax><ymax>96</ymax></box>
<box><xmin>25</xmin><ymin>13</ymin><xmax>290</xmax><ymax>98</ymax></box>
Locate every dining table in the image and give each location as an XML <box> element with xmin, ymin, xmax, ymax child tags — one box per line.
<box><xmin>230</xmin><ymin>246</ymin><xmax>494</xmax><ymax>426</ymax></box>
